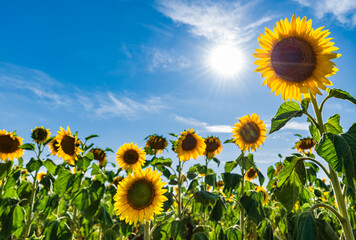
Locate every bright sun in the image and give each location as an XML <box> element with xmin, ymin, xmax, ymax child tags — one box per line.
<box><xmin>209</xmin><ymin>44</ymin><xmax>244</xmax><ymax>78</ymax></box>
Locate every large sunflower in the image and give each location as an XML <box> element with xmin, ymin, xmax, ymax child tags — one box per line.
<box><xmin>145</xmin><ymin>135</ymin><xmax>168</xmax><ymax>154</ymax></box>
<box><xmin>116</xmin><ymin>143</ymin><xmax>146</xmax><ymax>172</ymax></box>
<box><xmin>253</xmin><ymin>14</ymin><xmax>340</xmax><ymax>101</ymax></box>
<box><xmin>90</xmin><ymin>148</ymin><xmax>107</xmax><ymax>167</ymax></box>
<box><xmin>176</xmin><ymin>129</ymin><xmax>206</xmax><ymax>162</ymax></box>
<box><xmin>113</xmin><ymin>167</ymin><xmax>167</xmax><ymax>225</ymax></box>
<box><xmin>295</xmin><ymin>137</ymin><xmax>316</xmax><ymax>155</ymax></box>
<box><xmin>232</xmin><ymin>114</ymin><xmax>267</xmax><ymax>152</ymax></box>
<box><xmin>204</xmin><ymin>136</ymin><xmax>223</xmax><ymax>159</ymax></box>
<box><xmin>56</xmin><ymin>127</ymin><xmax>82</xmax><ymax>165</ymax></box>
<box><xmin>31</xmin><ymin>126</ymin><xmax>51</xmax><ymax>144</ymax></box>
<box><xmin>0</xmin><ymin>130</ymin><xmax>24</xmax><ymax>161</ymax></box>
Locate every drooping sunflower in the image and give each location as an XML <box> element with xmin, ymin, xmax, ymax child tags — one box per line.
<box><xmin>0</xmin><ymin>130</ymin><xmax>24</xmax><ymax>161</ymax></box>
<box><xmin>145</xmin><ymin>135</ymin><xmax>168</xmax><ymax>155</ymax></box>
<box><xmin>255</xmin><ymin>186</ymin><xmax>269</xmax><ymax>205</ymax></box>
<box><xmin>90</xmin><ymin>148</ymin><xmax>107</xmax><ymax>167</ymax></box>
<box><xmin>116</xmin><ymin>143</ymin><xmax>146</xmax><ymax>172</ymax></box>
<box><xmin>204</xmin><ymin>136</ymin><xmax>223</xmax><ymax>159</ymax></box>
<box><xmin>176</xmin><ymin>129</ymin><xmax>206</xmax><ymax>162</ymax></box>
<box><xmin>113</xmin><ymin>167</ymin><xmax>167</xmax><ymax>225</ymax></box>
<box><xmin>253</xmin><ymin>14</ymin><xmax>340</xmax><ymax>101</ymax></box>
<box><xmin>295</xmin><ymin>137</ymin><xmax>316</xmax><ymax>155</ymax></box>
<box><xmin>245</xmin><ymin>167</ymin><xmax>258</xmax><ymax>181</ymax></box>
<box><xmin>48</xmin><ymin>138</ymin><xmax>59</xmax><ymax>156</ymax></box>
<box><xmin>232</xmin><ymin>114</ymin><xmax>267</xmax><ymax>152</ymax></box>
<box><xmin>31</xmin><ymin>126</ymin><xmax>51</xmax><ymax>144</ymax></box>
<box><xmin>109</xmin><ymin>176</ymin><xmax>125</xmax><ymax>188</ymax></box>
<box><xmin>56</xmin><ymin>127</ymin><xmax>83</xmax><ymax>165</ymax></box>
<box><xmin>217</xmin><ymin>180</ymin><xmax>224</xmax><ymax>190</ymax></box>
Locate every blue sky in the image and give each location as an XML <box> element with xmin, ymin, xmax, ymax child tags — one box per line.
<box><xmin>1</xmin><ymin>0</ymin><xmax>356</xmax><ymax>179</ymax></box>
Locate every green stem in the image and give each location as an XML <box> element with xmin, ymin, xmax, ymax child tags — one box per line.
<box><xmin>144</xmin><ymin>220</ymin><xmax>150</xmax><ymax>240</ymax></box>
<box><xmin>177</xmin><ymin>160</ymin><xmax>183</xmax><ymax>220</ymax></box>
<box><xmin>240</xmin><ymin>151</ymin><xmax>246</xmax><ymax>240</ymax></box>
<box><xmin>298</xmin><ymin>157</ymin><xmax>330</xmax><ymax>178</ymax></box>
<box><xmin>309</xmin><ymin>203</ymin><xmax>345</xmax><ymax>225</ymax></box>
<box><xmin>310</xmin><ymin>93</ymin><xmax>354</xmax><ymax>240</ymax></box>
<box><xmin>24</xmin><ymin>169</ymin><xmax>39</xmax><ymax>238</ymax></box>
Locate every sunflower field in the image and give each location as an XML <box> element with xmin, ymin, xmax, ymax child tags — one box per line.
<box><xmin>1</xmin><ymin>14</ymin><xmax>356</xmax><ymax>240</ymax></box>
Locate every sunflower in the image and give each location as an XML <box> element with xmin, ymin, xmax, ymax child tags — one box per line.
<box><xmin>295</xmin><ymin>137</ymin><xmax>316</xmax><ymax>155</ymax></box>
<box><xmin>176</xmin><ymin>129</ymin><xmax>206</xmax><ymax>162</ymax></box>
<box><xmin>113</xmin><ymin>167</ymin><xmax>167</xmax><ymax>225</ymax></box>
<box><xmin>36</xmin><ymin>172</ymin><xmax>47</xmax><ymax>182</ymax></box>
<box><xmin>31</xmin><ymin>127</ymin><xmax>51</xmax><ymax>144</ymax></box>
<box><xmin>48</xmin><ymin>138</ymin><xmax>59</xmax><ymax>156</ymax></box>
<box><xmin>217</xmin><ymin>180</ymin><xmax>224</xmax><ymax>190</ymax></box>
<box><xmin>255</xmin><ymin>186</ymin><xmax>269</xmax><ymax>205</ymax></box>
<box><xmin>245</xmin><ymin>167</ymin><xmax>258</xmax><ymax>181</ymax></box>
<box><xmin>116</xmin><ymin>143</ymin><xmax>146</xmax><ymax>172</ymax></box>
<box><xmin>109</xmin><ymin>176</ymin><xmax>125</xmax><ymax>188</ymax></box>
<box><xmin>0</xmin><ymin>130</ymin><xmax>24</xmax><ymax>161</ymax></box>
<box><xmin>145</xmin><ymin>135</ymin><xmax>168</xmax><ymax>154</ymax></box>
<box><xmin>253</xmin><ymin>14</ymin><xmax>340</xmax><ymax>101</ymax></box>
<box><xmin>204</xmin><ymin>136</ymin><xmax>223</xmax><ymax>159</ymax></box>
<box><xmin>90</xmin><ymin>148</ymin><xmax>107</xmax><ymax>167</ymax></box>
<box><xmin>232</xmin><ymin>114</ymin><xmax>267</xmax><ymax>152</ymax></box>
<box><xmin>56</xmin><ymin>127</ymin><xmax>83</xmax><ymax>165</ymax></box>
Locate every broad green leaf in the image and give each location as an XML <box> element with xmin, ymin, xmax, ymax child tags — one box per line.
<box><xmin>263</xmin><ymin>221</ymin><xmax>274</xmax><ymax>240</ymax></box>
<box><xmin>316</xmin><ymin>124</ymin><xmax>356</xmax><ymax>189</ymax></box>
<box><xmin>17</xmin><ymin>182</ymin><xmax>32</xmax><ymax>200</ymax></box>
<box><xmin>226</xmin><ymin>227</ymin><xmax>242</xmax><ymax>240</ymax></box>
<box><xmin>0</xmin><ymin>161</ymin><xmax>12</xmax><ymax>179</ymax></box>
<box><xmin>26</xmin><ymin>158</ymin><xmax>42</xmax><ymax>172</ymax></box>
<box><xmin>308</xmin><ymin>119</ymin><xmax>320</xmax><ymax>143</ymax></box>
<box><xmin>240</xmin><ymin>190</ymin><xmax>265</xmax><ymax>225</ymax></box>
<box><xmin>205</xmin><ymin>173</ymin><xmax>216</xmax><ymax>187</ymax></box>
<box><xmin>222</xmin><ymin>173</ymin><xmax>241</xmax><ymax>192</ymax></box>
<box><xmin>328</xmin><ymin>88</ymin><xmax>356</xmax><ymax>105</ymax></box>
<box><xmin>315</xmin><ymin>218</ymin><xmax>338</xmax><ymax>240</ymax></box>
<box><xmin>224</xmin><ymin>161</ymin><xmax>238</xmax><ymax>173</ymax></box>
<box><xmin>324</xmin><ymin>114</ymin><xmax>343</xmax><ymax>134</ymax></box>
<box><xmin>171</xmin><ymin>220</ymin><xmax>186</xmax><ymax>240</ymax></box>
<box><xmin>12</xmin><ymin>205</ymin><xmax>24</xmax><ymax>229</ymax></box>
<box><xmin>19</xmin><ymin>143</ymin><xmax>35</xmax><ymax>151</ymax></box>
<box><xmin>85</xmin><ymin>134</ymin><xmax>99</xmax><ymax>141</ymax></box>
<box><xmin>192</xmin><ymin>232</ymin><xmax>209</xmax><ymax>240</ymax></box>
<box><xmin>209</xmin><ymin>198</ymin><xmax>226</xmax><ymax>221</ymax></box>
<box><xmin>270</xmin><ymin>101</ymin><xmax>303</xmax><ymax>134</ymax></box>
<box><xmin>85</xmin><ymin>151</ymin><xmax>94</xmax><ymax>160</ymax></box>
<box><xmin>194</xmin><ymin>191</ymin><xmax>219</xmax><ymax>205</ymax></box>
<box><xmin>151</xmin><ymin>157</ymin><xmax>173</xmax><ymax>167</ymax></box>
<box><xmin>76</xmin><ymin>156</ymin><xmax>92</xmax><ymax>171</ymax></box>
<box><xmin>91</xmin><ymin>163</ymin><xmax>100</xmax><ymax>175</ymax></box>
<box><xmin>267</xmin><ymin>166</ymin><xmax>275</xmax><ymax>181</ymax></box>
<box><xmin>301</xmin><ymin>99</ymin><xmax>309</xmax><ymax>113</ymax></box>
<box><xmin>43</xmin><ymin>159</ymin><xmax>57</xmax><ymax>174</ymax></box>
<box><xmin>237</xmin><ymin>154</ymin><xmax>254</xmax><ymax>170</ymax></box>
<box><xmin>257</xmin><ymin>169</ymin><xmax>265</xmax><ymax>186</ymax></box>
<box><xmin>53</xmin><ymin>169</ymin><xmax>72</xmax><ymax>195</ymax></box>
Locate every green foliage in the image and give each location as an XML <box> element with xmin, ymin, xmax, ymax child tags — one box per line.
<box><xmin>327</xmin><ymin>88</ymin><xmax>356</xmax><ymax>105</ymax></box>
<box><xmin>240</xmin><ymin>190</ymin><xmax>265</xmax><ymax>225</ymax></box>
<box><xmin>270</xmin><ymin>101</ymin><xmax>303</xmax><ymax>134</ymax></box>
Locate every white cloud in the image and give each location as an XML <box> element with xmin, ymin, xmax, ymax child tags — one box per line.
<box><xmin>156</xmin><ymin>0</ymin><xmax>273</xmax><ymax>43</ymax></box>
<box><xmin>294</xmin><ymin>0</ymin><xmax>356</xmax><ymax>27</ymax></box>
<box><xmin>145</xmin><ymin>47</ymin><xmax>191</xmax><ymax>72</ymax></box>
<box><xmin>172</xmin><ymin>114</ymin><xmax>232</xmax><ymax>133</ymax></box>
<box><xmin>284</xmin><ymin>121</ymin><xmax>309</xmax><ymax>131</ymax></box>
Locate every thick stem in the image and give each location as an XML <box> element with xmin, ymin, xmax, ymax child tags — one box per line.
<box><xmin>298</xmin><ymin>157</ymin><xmax>330</xmax><ymax>178</ymax></box>
<box><xmin>144</xmin><ymin>220</ymin><xmax>150</xmax><ymax>240</ymax></box>
<box><xmin>24</xmin><ymin>169</ymin><xmax>39</xmax><ymax>238</ymax></box>
<box><xmin>310</xmin><ymin>94</ymin><xmax>354</xmax><ymax>240</ymax></box>
<box><xmin>240</xmin><ymin>152</ymin><xmax>246</xmax><ymax>240</ymax></box>
<box><xmin>309</xmin><ymin>203</ymin><xmax>345</xmax><ymax>225</ymax></box>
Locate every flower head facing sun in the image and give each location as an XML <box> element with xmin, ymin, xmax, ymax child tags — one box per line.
<box><xmin>56</xmin><ymin>127</ymin><xmax>83</xmax><ymax>165</ymax></box>
<box><xmin>253</xmin><ymin>14</ymin><xmax>340</xmax><ymax>101</ymax></box>
<box><xmin>295</xmin><ymin>137</ymin><xmax>316</xmax><ymax>155</ymax></box>
<box><xmin>116</xmin><ymin>143</ymin><xmax>146</xmax><ymax>172</ymax></box>
<box><xmin>0</xmin><ymin>130</ymin><xmax>24</xmax><ymax>161</ymax></box>
<box><xmin>204</xmin><ymin>136</ymin><xmax>223</xmax><ymax>159</ymax></box>
<box><xmin>176</xmin><ymin>129</ymin><xmax>206</xmax><ymax>162</ymax></box>
<box><xmin>232</xmin><ymin>114</ymin><xmax>267</xmax><ymax>152</ymax></box>
<box><xmin>31</xmin><ymin>127</ymin><xmax>51</xmax><ymax>144</ymax></box>
<box><xmin>90</xmin><ymin>148</ymin><xmax>107</xmax><ymax>167</ymax></box>
<box><xmin>113</xmin><ymin>167</ymin><xmax>167</xmax><ymax>225</ymax></box>
<box><xmin>145</xmin><ymin>135</ymin><xmax>168</xmax><ymax>154</ymax></box>
<box><xmin>245</xmin><ymin>167</ymin><xmax>258</xmax><ymax>181</ymax></box>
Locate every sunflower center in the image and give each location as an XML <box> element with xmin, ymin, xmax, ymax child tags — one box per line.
<box><xmin>61</xmin><ymin>135</ymin><xmax>75</xmax><ymax>156</ymax></box>
<box><xmin>247</xmin><ymin>169</ymin><xmax>257</xmax><ymax>178</ymax></box>
<box><xmin>271</xmin><ymin>37</ymin><xmax>316</xmax><ymax>83</ymax></box>
<box><xmin>239</xmin><ymin>122</ymin><xmax>261</xmax><ymax>144</ymax></box>
<box><xmin>0</xmin><ymin>135</ymin><xmax>19</xmax><ymax>153</ymax></box>
<box><xmin>148</xmin><ymin>138</ymin><xmax>166</xmax><ymax>150</ymax></box>
<box><xmin>52</xmin><ymin>140</ymin><xmax>59</xmax><ymax>153</ymax></box>
<box><xmin>127</xmin><ymin>179</ymin><xmax>155</xmax><ymax>209</ymax></box>
<box><xmin>31</xmin><ymin>128</ymin><xmax>48</xmax><ymax>142</ymax></box>
<box><xmin>124</xmin><ymin>150</ymin><xmax>139</xmax><ymax>164</ymax></box>
<box><xmin>299</xmin><ymin>138</ymin><xmax>316</xmax><ymax>149</ymax></box>
<box><xmin>182</xmin><ymin>134</ymin><xmax>197</xmax><ymax>151</ymax></box>
<box><xmin>92</xmin><ymin>149</ymin><xmax>106</xmax><ymax>162</ymax></box>
<box><xmin>205</xmin><ymin>140</ymin><xmax>220</xmax><ymax>153</ymax></box>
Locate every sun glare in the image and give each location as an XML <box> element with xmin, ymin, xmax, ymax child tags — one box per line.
<box><xmin>209</xmin><ymin>44</ymin><xmax>244</xmax><ymax>78</ymax></box>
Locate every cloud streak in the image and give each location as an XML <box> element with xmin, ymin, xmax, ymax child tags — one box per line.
<box><xmin>172</xmin><ymin>114</ymin><xmax>232</xmax><ymax>133</ymax></box>
<box><xmin>156</xmin><ymin>0</ymin><xmax>273</xmax><ymax>43</ymax></box>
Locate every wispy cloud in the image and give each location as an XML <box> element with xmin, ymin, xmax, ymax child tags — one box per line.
<box><xmin>145</xmin><ymin>47</ymin><xmax>191</xmax><ymax>72</ymax></box>
<box><xmin>294</xmin><ymin>0</ymin><xmax>356</xmax><ymax>27</ymax></box>
<box><xmin>156</xmin><ymin>0</ymin><xmax>273</xmax><ymax>43</ymax></box>
<box><xmin>172</xmin><ymin>114</ymin><xmax>232</xmax><ymax>133</ymax></box>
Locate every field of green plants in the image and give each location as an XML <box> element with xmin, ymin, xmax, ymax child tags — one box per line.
<box><xmin>1</xmin><ymin>14</ymin><xmax>356</xmax><ymax>240</ymax></box>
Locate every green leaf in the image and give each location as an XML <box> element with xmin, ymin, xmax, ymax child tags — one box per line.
<box><xmin>53</xmin><ymin>169</ymin><xmax>72</xmax><ymax>195</ymax></box>
<box><xmin>263</xmin><ymin>221</ymin><xmax>274</xmax><ymax>240</ymax></box>
<box><xmin>12</xmin><ymin>205</ymin><xmax>24</xmax><ymax>229</ymax></box>
<box><xmin>240</xmin><ymin>190</ymin><xmax>265</xmax><ymax>225</ymax></box>
<box><xmin>85</xmin><ymin>151</ymin><xmax>94</xmax><ymax>160</ymax></box>
<box><xmin>224</xmin><ymin>161</ymin><xmax>238</xmax><ymax>173</ymax></box>
<box><xmin>26</xmin><ymin>158</ymin><xmax>42</xmax><ymax>172</ymax></box>
<box><xmin>0</xmin><ymin>161</ymin><xmax>12</xmax><ymax>179</ymax></box>
<box><xmin>76</xmin><ymin>156</ymin><xmax>92</xmax><ymax>171</ymax></box>
<box><xmin>324</xmin><ymin>114</ymin><xmax>343</xmax><ymax>134</ymax></box>
<box><xmin>43</xmin><ymin>159</ymin><xmax>57</xmax><ymax>174</ymax></box>
<box><xmin>257</xmin><ymin>169</ymin><xmax>265</xmax><ymax>186</ymax></box>
<box><xmin>209</xmin><ymin>198</ymin><xmax>226</xmax><ymax>222</ymax></box>
<box><xmin>151</xmin><ymin>157</ymin><xmax>173</xmax><ymax>167</ymax></box>
<box><xmin>301</xmin><ymin>99</ymin><xmax>309</xmax><ymax>113</ymax></box>
<box><xmin>226</xmin><ymin>228</ymin><xmax>242</xmax><ymax>240</ymax></box>
<box><xmin>237</xmin><ymin>154</ymin><xmax>254</xmax><ymax>170</ymax></box>
<box><xmin>192</xmin><ymin>232</ymin><xmax>209</xmax><ymax>240</ymax></box>
<box><xmin>270</xmin><ymin>101</ymin><xmax>303</xmax><ymax>134</ymax></box>
<box><xmin>212</xmin><ymin>157</ymin><xmax>221</xmax><ymax>167</ymax></box>
<box><xmin>194</xmin><ymin>191</ymin><xmax>219</xmax><ymax>205</ymax></box>
<box><xmin>205</xmin><ymin>174</ymin><xmax>216</xmax><ymax>187</ymax></box>
<box><xmin>308</xmin><ymin>118</ymin><xmax>320</xmax><ymax>143</ymax></box>
<box><xmin>316</xmin><ymin>124</ymin><xmax>356</xmax><ymax>189</ymax></box>
<box><xmin>223</xmin><ymin>138</ymin><xmax>235</xmax><ymax>144</ymax></box>
<box><xmin>328</xmin><ymin>88</ymin><xmax>356</xmax><ymax>105</ymax></box>
<box><xmin>19</xmin><ymin>143</ymin><xmax>35</xmax><ymax>151</ymax></box>
<box><xmin>171</xmin><ymin>220</ymin><xmax>186</xmax><ymax>240</ymax></box>
<box><xmin>315</xmin><ymin>218</ymin><xmax>338</xmax><ymax>240</ymax></box>
<box><xmin>222</xmin><ymin>173</ymin><xmax>241</xmax><ymax>192</ymax></box>
<box><xmin>85</xmin><ymin>134</ymin><xmax>99</xmax><ymax>141</ymax></box>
